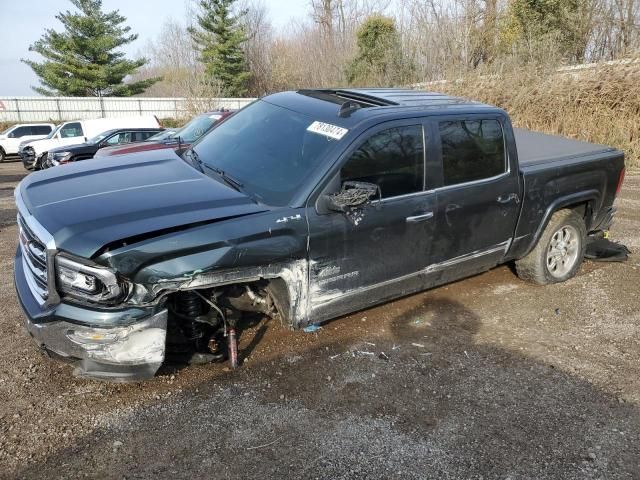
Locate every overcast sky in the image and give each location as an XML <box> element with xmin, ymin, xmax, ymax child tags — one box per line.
<box><xmin>0</xmin><ymin>0</ymin><xmax>308</xmax><ymax>96</ymax></box>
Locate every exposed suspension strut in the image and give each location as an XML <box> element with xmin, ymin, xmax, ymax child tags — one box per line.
<box><xmin>175</xmin><ymin>291</ymin><xmax>208</xmax><ymax>350</ymax></box>
<box><xmin>191</xmin><ymin>290</ymin><xmax>240</xmax><ymax>368</ymax></box>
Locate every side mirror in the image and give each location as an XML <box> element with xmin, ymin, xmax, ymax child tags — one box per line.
<box><xmin>323</xmin><ymin>181</ymin><xmax>380</xmax><ymax>212</ymax></box>
<box><xmin>7</xmin><ymin>132</ymin><xmax>15</xmax><ymax>138</ymax></box>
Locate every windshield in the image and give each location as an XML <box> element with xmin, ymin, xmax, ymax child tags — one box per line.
<box><xmin>87</xmin><ymin>129</ymin><xmax>118</xmax><ymax>145</ymax></box>
<box><xmin>192</xmin><ymin>100</ymin><xmax>341</xmax><ymax>206</ymax></box>
<box><xmin>46</xmin><ymin>125</ymin><xmax>61</xmax><ymax>139</ymax></box>
<box><xmin>176</xmin><ymin>113</ymin><xmax>223</xmax><ymax>143</ymax></box>
<box><xmin>147</xmin><ymin>129</ymin><xmax>176</xmax><ymax>141</ymax></box>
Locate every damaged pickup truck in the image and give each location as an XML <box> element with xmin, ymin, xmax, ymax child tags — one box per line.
<box><xmin>14</xmin><ymin>89</ymin><xmax>625</xmax><ymax>381</ymax></box>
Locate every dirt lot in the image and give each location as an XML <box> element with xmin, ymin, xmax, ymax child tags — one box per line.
<box><xmin>0</xmin><ymin>160</ymin><xmax>639</xmax><ymax>479</ymax></box>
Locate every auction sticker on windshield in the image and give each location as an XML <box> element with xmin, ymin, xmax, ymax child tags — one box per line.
<box><xmin>307</xmin><ymin>121</ymin><xmax>349</xmax><ymax>140</ymax></box>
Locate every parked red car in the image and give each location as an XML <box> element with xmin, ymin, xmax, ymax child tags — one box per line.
<box><xmin>94</xmin><ymin>110</ymin><xmax>233</xmax><ymax>158</ymax></box>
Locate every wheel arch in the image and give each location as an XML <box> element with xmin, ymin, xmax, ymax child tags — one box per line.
<box><xmin>522</xmin><ymin>189</ymin><xmax>599</xmax><ymax>257</ymax></box>
<box><xmin>147</xmin><ymin>261</ymin><xmax>309</xmax><ymax>330</ymax></box>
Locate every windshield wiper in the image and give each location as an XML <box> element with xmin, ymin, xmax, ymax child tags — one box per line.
<box><xmin>202</xmin><ymin>163</ymin><xmax>245</xmax><ymax>191</ymax></box>
<box><xmin>183</xmin><ymin>148</ymin><xmax>203</xmax><ymax>172</ymax></box>
<box><xmin>187</xmin><ymin>148</ymin><xmax>245</xmax><ymax>192</ymax></box>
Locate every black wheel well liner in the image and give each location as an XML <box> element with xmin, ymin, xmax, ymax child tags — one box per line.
<box><xmin>523</xmin><ymin>190</ymin><xmax>600</xmax><ymax>257</ymax></box>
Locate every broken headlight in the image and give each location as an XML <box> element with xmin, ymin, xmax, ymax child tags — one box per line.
<box><xmin>55</xmin><ymin>254</ymin><xmax>128</xmax><ymax>303</ymax></box>
<box><xmin>48</xmin><ymin>151</ymin><xmax>72</xmax><ymax>165</ymax></box>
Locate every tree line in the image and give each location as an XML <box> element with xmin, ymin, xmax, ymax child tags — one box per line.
<box><xmin>24</xmin><ymin>0</ymin><xmax>640</xmax><ymax>99</ymax></box>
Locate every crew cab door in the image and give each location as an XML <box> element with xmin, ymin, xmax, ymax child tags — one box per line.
<box><xmin>429</xmin><ymin>115</ymin><xmax>520</xmax><ymax>277</ymax></box>
<box><xmin>307</xmin><ymin>120</ymin><xmax>437</xmax><ymax>322</ymax></box>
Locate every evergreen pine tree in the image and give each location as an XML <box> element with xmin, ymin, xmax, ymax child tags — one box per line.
<box><xmin>189</xmin><ymin>0</ymin><xmax>251</xmax><ymax>97</ymax></box>
<box><xmin>22</xmin><ymin>0</ymin><xmax>159</xmax><ymax>97</ymax></box>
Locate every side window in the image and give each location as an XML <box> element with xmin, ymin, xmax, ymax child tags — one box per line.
<box><xmin>104</xmin><ymin>132</ymin><xmax>133</xmax><ymax>145</ymax></box>
<box><xmin>340</xmin><ymin>125</ymin><xmax>424</xmax><ymax>199</ymax></box>
<box><xmin>131</xmin><ymin>131</ymin><xmax>147</xmax><ymax>142</ymax></box>
<box><xmin>10</xmin><ymin>126</ymin><xmax>31</xmax><ymax>138</ymax></box>
<box><xmin>439</xmin><ymin>119</ymin><xmax>505</xmax><ymax>186</ymax></box>
<box><xmin>33</xmin><ymin>126</ymin><xmax>52</xmax><ymax>135</ymax></box>
<box><xmin>139</xmin><ymin>131</ymin><xmax>156</xmax><ymax>141</ymax></box>
<box><xmin>60</xmin><ymin>122</ymin><xmax>83</xmax><ymax>138</ymax></box>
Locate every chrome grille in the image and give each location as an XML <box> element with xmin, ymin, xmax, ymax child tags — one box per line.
<box><xmin>18</xmin><ymin>214</ymin><xmax>49</xmax><ymax>302</ymax></box>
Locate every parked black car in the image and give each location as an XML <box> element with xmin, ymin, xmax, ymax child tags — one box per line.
<box><xmin>43</xmin><ymin>127</ymin><xmax>164</xmax><ymax>168</ymax></box>
<box><xmin>14</xmin><ymin>89</ymin><xmax>625</xmax><ymax>381</ymax></box>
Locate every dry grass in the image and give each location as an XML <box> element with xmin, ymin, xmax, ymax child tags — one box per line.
<box><xmin>436</xmin><ymin>61</ymin><xmax>640</xmax><ymax>169</ymax></box>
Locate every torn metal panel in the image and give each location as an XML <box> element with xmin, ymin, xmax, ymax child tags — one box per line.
<box><xmin>126</xmin><ymin>260</ymin><xmax>312</xmax><ymax>328</ymax></box>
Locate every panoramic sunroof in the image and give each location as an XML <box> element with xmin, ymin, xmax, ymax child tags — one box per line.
<box><xmin>298</xmin><ymin>89</ymin><xmax>378</xmax><ymax>108</ymax></box>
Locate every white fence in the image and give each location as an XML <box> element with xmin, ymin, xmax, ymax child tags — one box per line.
<box><xmin>0</xmin><ymin>97</ymin><xmax>256</xmax><ymax>123</ymax></box>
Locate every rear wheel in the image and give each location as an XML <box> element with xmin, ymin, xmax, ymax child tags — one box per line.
<box><xmin>515</xmin><ymin>209</ymin><xmax>586</xmax><ymax>285</ymax></box>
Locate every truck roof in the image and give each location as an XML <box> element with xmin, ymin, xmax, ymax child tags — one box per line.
<box><xmin>265</xmin><ymin>89</ymin><xmax>501</xmax><ymax>129</ymax></box>
<box><xmin>323</xmin><ymin>88</ymin><xmax>483</xmax><ymax>108</ymax></box>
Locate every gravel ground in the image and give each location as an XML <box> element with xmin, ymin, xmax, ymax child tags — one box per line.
<box><xmin>0</xmin><ymin>160</ymin><xmax>639</xmax><ymax>479</ymax></box>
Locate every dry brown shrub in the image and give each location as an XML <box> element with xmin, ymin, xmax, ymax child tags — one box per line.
<box><xmin>435</xmin><ymin>61</ymin><xmax>640</xmax><ymax>169</ymax></box>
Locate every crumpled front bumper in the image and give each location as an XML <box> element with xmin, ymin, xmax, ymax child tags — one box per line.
<box><xmin>15</xmin><ymin>247</ymin><xmax>167</xmax><ymax>381</ymax></box>
<box><xmin>19</xmin><ymin>149</ymin><xmax>37</xmax><ymax>170</ymax></box>
<box><xmin>24</xmin><ymin>311</ymin><xmax>167</xmax><ymax>381</ymax></box>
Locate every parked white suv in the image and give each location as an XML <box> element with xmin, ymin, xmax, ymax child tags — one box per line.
<box><xmin>19</xmin><ymin>116</ymin><xmax>160</xmax><ymax>170</ymax></box>
<box><xmin>0</xmin><ymin>123</ymin><xmax>55</xmax><ymax>161</ymax></box>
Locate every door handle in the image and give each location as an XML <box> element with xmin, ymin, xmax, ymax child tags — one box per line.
<box><xmin>497</xmin><ymin>193</ymin><xmax>520</xmax><ymax>204</ymax></box>
<box><xmin>406</xmin><ymin>211</ymin><xmax>434</xmax><ymax>223</ymax></box>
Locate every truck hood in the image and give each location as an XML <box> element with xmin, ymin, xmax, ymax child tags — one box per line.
<box><xmin>96</xmin><ymin>140</ymin><xmax>180</xmax><ymax>157</ymax></box>
<box><xmin>24</xmin><ymin>138</ymin><xmax>60</xmax><ymax>155</ymax></box>
<box><xmin>17</xmin><ymin>149</ymin><xmax>268</xmax><ymax>258</ymax></box>
<box><xmin>48</xmin><ymin>142</ymin><xmax>92</xmax><ymax>154</ymax></box>
<box><xmin>20</xmin><ymin>137</ymin><xmax>48</xmax><ymax>149</ymax></box>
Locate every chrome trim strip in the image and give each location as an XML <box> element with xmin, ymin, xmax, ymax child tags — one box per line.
<box><xmin>433</xmin><ymin>170</ymin><xmax>511</xmax><ymax>193</ymax></box>
<box><xmin>406</xmin><ymin>212</ymin><xmax>434</xmax><ymax>223</ymax></box>
<box><xmin>311</xmin><ymin>240</ymin><xmax>511</xmax><ymax>307</ymax></box>
<box><xmin>21</xmin><ymin>255</ymin><xmax>47</xmax><ymax>305</ymax></box>
<box><xmin>15</xmin><ymin>184</ymin><xmax>60</xmax><ymax>305</ymax></box>
<box><xmin>371</xmin><ymin>188</ymin><xmax>436</xmax><ymax>204</ymax></box>
<box><xmin>424</xmin><ymin>241</ymin><xmax>509</xmax><ymax>272</ymax></box>
<box><xmin>20</xmin><ymin>242</ymin><xmax>47</xmax><ymax>284</ymax></box>
<box><xmin>14</xmin><ymin>187</ymin><xmax>56</xmax><ymax>251</ymax></box>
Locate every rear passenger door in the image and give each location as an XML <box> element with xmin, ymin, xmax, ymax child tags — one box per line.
<box><xmin>430</xmin><ymin>116</ymin><xmax>520</xmax><ymax>277</ymax></box>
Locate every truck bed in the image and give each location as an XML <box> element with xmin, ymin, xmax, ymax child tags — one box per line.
<box><xmin>515</xmin><ymin>128</ymin><xmax>617</xmax><ymax>167</ymax></box>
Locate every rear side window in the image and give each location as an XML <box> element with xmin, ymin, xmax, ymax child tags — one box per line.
<box><xmin>135</xmin><ymin>131</ymin><xmax>156</xmax><ymax>141</ymax></box>
<box><xmin>341</xmin><ymin>125</ymin><xmax>424</xmax><ymax>199</ymax></box>
<box><xmin>33</xmin><ymin>125</ymin><xmax>52</xmax><ymax>135</ymax></box>
<box><xmin>60</xmin><ymin>122</ymin><xmax>83</xmax><ymax>138</ymax></box>
<box><xmin>439</xmin><ymin>119</ymin><xmax>505</xmax><ymax>186</ymax></box>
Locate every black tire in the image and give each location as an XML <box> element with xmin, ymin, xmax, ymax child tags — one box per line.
<box><xmin>34</xmin><ymin>153</ymin><xmax>46</xmax><ymax>170</ymax></box>
<box><xmin>0</xmin><ymin>148</ymin><xmax>5</xmax><ymax>163</ymax></box>
<box><xmin>515</xmin><ymin>209</ymin><xmax>586</xmax><ymax>285</ymax></box>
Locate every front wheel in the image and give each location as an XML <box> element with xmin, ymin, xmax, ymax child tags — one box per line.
<box><xmin>515</xmin><ymin>209</ymin><xmax>586</xmax><ymax>285</ymax></box>
<box><xmin>34</xmin><ymin>153</ymin><xmax>46</xmax><ymax>170</ymax></box>
<box><xmin>0</xmin><ymin>148</ymin><xmax>5</xmax><ymax>162</ymax></box>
